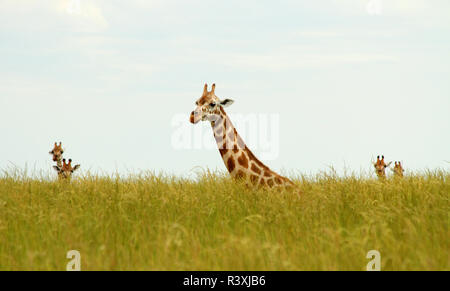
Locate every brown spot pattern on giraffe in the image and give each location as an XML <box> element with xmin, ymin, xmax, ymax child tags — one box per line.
<box><xmin>245</xmin><ymin>148</ymin><xmax>271</xmax><ymax>172</ymax></box>
<box><xmin>219</xmin><ymin>148</ymin><xmax>228</xmax><ymax>157</ymax></box>
<box><xmin>235</xmin><ymin>170</ymin><xmax>245</xmax><ymax>180</ymax></box>
<box><xmin>275</xmin><ymin>176</ymin><xmax>282</xmax><ymax>185</ymax></box>
<box><xmin>251</xmin><ymin>164</ymin><xmax>261</xmax><ymax>175</ymax></box>
<box><xmin>237</xmin><ymin>152</ymin><xmax>248</xmax><ymax>168</ymax></box>
<box><xmin>227</xmin><ymin>156</ymin><xmax>236</xmax><ymax>172</ymax></box>
<box><xmin>259</xmin><ymin>178</ymin><xmax>266</xmax><ymax>186</ymax></box>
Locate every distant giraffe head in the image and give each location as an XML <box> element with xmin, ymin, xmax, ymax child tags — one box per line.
<box><xmin>374</xmin><ymin>155</ymin><xmax>392</xmax><ymax>179</ymax></box>
<box><xmin>392</xmin><ymin>161</ymin><xmax>405</xmax><ymax>178</ymax></box>
<box><xmin>190</xmin><ymin>83</ymin><xmax>234</xmax><ymax>124</ymax></box>
<box><xmin>49</xmin><ymin>142</ymin><xmax>64</xmax><ymax>164</ymax></box>
<box><xmin>53</xmin><ymin>158</ymin><xmax>80</xmax><ymax>179</ymax></box>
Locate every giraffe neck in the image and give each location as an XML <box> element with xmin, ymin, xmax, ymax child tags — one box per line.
<box><xmin>210</xmin><ymin>111</ymin><xmax>245</xmax><ymax>169</ymax></box>
<box><xmin>56</xmin><ymin>156</ymin><xmax>62</xmax><ymax>168</ymax></box>
<box><xmin>54</xmin><ymin>156</ymin><xmax>64</xmax><ymax>180</ymax></box>
<box><xmin>210</xmin><ymin>109</ymin><xmax>292</xmax><ymax>187</ymax></box>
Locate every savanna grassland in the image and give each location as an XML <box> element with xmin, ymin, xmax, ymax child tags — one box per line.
<box><xmin>0</xmin><ymin>170</ymin><xmax>448</xmax><ymax>271</ymax></box>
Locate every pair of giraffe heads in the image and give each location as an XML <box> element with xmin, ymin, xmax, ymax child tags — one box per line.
<box><xmin>49</xmin><ymin>142</ymin><xmax>80</xmax><ymax>179</ymax></box>
<box><xmin>190</xmin><ymin>84</ymin><xmax>234</xmax><ymax>124</ymax></box>
<box><xmin>374</xmin><ymin>155</ymin><xmax>404</xmax><ymax>179</ymax></box>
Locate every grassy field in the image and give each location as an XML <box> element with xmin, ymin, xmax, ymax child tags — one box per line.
<box><xmin>0</xmin><ymin>169</ymin><xmax>448</xmax><ymax>271</ymax></box>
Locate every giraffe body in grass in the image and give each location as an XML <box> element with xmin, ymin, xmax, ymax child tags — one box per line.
<box><xmin>190</xmin><ymin>84</ymin><xmax>296</xmax><ymax>189</ymax></box>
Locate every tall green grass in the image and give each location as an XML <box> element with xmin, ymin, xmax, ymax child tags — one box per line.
<box><xmin>0</xmin><ymin>169</ymin><xmax>448</xmax><ymax>270</ymax></box>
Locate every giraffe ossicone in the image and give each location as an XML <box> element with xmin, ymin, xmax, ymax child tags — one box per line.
<box><xmin>190</xmin><ymin>83</ymin><xmax>297</xmax><ymax>190</ymax></box>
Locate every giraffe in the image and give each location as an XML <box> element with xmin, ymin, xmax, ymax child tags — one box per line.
<box><xmin>53</xmin><ymin>158</ymin><xmax>80</xmax><ymax>180</ymax></box>
<box><xmin>392</xmin><ymin>161</ymin><xmax>404</xmax><ymax>178</ymax></box>
<box><xmin>373</xmin><ymin>155</ymin><xmax>392</xmax><ymax>179</ymax></box>
<box><xmin>49</xmin><ymin>142</ymin><xmax>64</xmax><ymax>175</ymax></box>
<box><xmin>189</xmin><ymin>83</ymin><xmax>296</xmax><ymax>189</ymax></box>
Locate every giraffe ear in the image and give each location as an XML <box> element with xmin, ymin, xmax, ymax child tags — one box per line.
<box><xmin>220</xmin><ymin>99</ymin><xmax>234</xmax><ymax>107</ymax></box>
<box><xmin>73</xmin><ymin>164</ymin><xmax>80</xmax><ymax>171</ymax></box>
<box><xmin>53</xmin><ymin>166</ymin><xmax>61</xmax><ymax>172</ymax></box>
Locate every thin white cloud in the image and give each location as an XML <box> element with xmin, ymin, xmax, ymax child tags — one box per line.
<box><xmin>332</xmin><ymin>0</ymin><xmax>450</xmax><ymax>23</ymax></box>
<box><xmin>62</xmin><ymin>0</ymin><xmax>109</xmax><ymax>32</ymax></box>
<box><xmin>0</xmin><ymin>0</ymin><xmax>108</xmax><ymax>32</ymax></box>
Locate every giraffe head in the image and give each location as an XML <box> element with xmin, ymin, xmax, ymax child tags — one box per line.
<box><xmin>190</xmin><ymin>83</ymin><xmax>234</xmax><ymax>124</ymax></box>
<box><xmin>374</xmin><ymin>155</ymin><xmax>392</xmax><ymax>179</ymax></box>
<box><xmin>49</xmin><ymin>142</ymin><xmax>64</xmax><ymax>162</ymax></box>
<box><xmin>53</xmin><ymin>158</ymin><xmax>80</xmax><ymax>179</ymax></box>
<box><xmin>393</xmin><ymin>161</ymin><xmax>405</xmax><ymax>177</ymax></box>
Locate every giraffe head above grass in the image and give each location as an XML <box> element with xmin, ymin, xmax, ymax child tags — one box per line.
<box><xmin>374</xmin><ymin>155</ymin><xmax>392</xmax><ymax>179</ymax></box>
<box><xmin>189</xmin><ymin>83</ymin><xmax>296</xmax><ymax>190</ymax></box>
<box><xmin>49</xmin><ymin>142</ymin><xmax>64</xmax><ymax>164</ymax></box>
<box><xmin>190</xmin><ymin>83</ymin><xmax>234</xmax><ymax>124</ymax></box>
<box><xmin>53</xmin><ymin>158</ymin><xmax>80</xmax><ymax>180</ymax></box>
<box><xmin>392</xmin><ymin>161</ymin><xmax>405</xmax><ymax>178</ymax></box>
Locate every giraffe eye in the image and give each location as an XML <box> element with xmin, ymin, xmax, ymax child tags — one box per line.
<box><xmin>210</xmin><ymin>103</ymin><xmax>216</xmax><ymax>107</ymax></box>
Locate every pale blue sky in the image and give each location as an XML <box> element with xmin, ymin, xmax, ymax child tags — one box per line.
<box><xmin>0</xmin><ymin>0</ymin><xmax>449</xmax><ymax>178</ymax></box>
